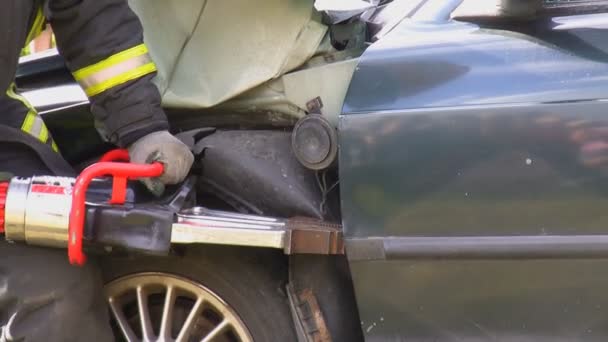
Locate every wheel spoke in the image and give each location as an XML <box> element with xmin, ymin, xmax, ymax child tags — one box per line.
<box><xmin>159</xmin><ymin>285</ymin><xmax>176</xmax><ymax>340</ymax></box>
<box><xmin>201</xmin><ymin>320</ymin><xmax>229</xmax><ymax>342</ymax></box>
<box><xmin>137</xmin><ymin>285</ymin><xmax>155</xmax><ymax>341</ymax></box>
<box><xmin>108</xmin><ymin>296</ymin><xmax>138</xmax><ymax>342</ymax></box>
<box><xmin>176</xmin><ymin>297</ymin><xmax>205</xmax><ymax>342</ymax></box>
<box><xmin>105</xmin><ymin>273</ymin><xmax>253</xmax><ymax>342</ymax></box>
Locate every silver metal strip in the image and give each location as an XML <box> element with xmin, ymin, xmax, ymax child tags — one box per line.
<box><xmin>171</xmin><ymin>223</ymin><xmax>286</xmax><ymax>249</ymax></box>
<box><xmin>22</xmin><ymin>85</ymin><xmax>88</xmax><ymax>110</ymax></box>
<box><xmin>171</xmin><ymin>207</ymin><xmax>343</xmax><ymax>255</ymax></box>
<box><xmin>18</xmin><ymin>48</ymin><xmax>59</xmax><ymax>64</ymax></box>
<box><xmin>180</xmin><ymin>207</ymin><xmax>282</xmax><ymax>223</ymax></box>
<box><xmin>172</xmin><ymin>207</ymin><xmax>286</xmax><ymax>248</ymax></box>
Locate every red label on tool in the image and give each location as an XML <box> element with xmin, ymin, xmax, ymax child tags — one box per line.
<box><xmin>31</xmin><ymin>184</ymin><xmax>67</xmax><ymax>195</ymax></box>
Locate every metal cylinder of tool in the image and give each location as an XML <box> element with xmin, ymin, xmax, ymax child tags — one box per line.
<box><xmin>4</xmin><ymin>176</ymin><xmax>74</xmax><ymax>248</ymax></box>
<box><xmin>4</xmin><ymin>177</ymin><xmax>30</xmax><ymax>242</ymax></box>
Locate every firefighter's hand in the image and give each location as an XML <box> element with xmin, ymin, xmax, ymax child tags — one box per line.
<box><xmin>128</xmin><ymin>130</ymin><xmax>194</xmax><ymax>195</ymax></box>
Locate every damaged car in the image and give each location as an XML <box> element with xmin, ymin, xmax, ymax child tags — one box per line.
<box><xmin>14</xmin><ymin>0</ymin><xmax>608</xmax><ymax>340</ymax></box>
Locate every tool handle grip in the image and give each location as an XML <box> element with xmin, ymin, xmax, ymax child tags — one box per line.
<box><xmin>68</xmin><ymin>149</ymin><xmax>164</xmax><ymax>265</ymax></box>
<box><xmin>99</xmin><ymin>148</ymin><xmax>130</xmax><ymax>162</ymax></box>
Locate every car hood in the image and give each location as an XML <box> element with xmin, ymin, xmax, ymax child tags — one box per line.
<box><xmin>128</xmin><ymin>0</ymin><xmax>328</xmax><ymax>109</ymax></box>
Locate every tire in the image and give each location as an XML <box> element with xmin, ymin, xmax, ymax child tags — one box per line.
<box><xmin>101</xmin><ymin>245</ymin><xmax>297</xmax><ymax>342</ymax></box>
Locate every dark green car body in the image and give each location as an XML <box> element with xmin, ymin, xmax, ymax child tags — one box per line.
<box><xmin>340</xmin><ymin>2</ymin><xmax>608</xmax><ymax>340</ymax></box>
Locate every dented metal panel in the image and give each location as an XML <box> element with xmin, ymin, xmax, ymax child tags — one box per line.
<box><xmin>128</xmin><ymin>0</ymin><xmax>327</xmax><ymax>109</ymax></box>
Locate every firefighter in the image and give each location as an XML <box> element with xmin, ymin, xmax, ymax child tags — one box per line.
<box><xmin>0</xmin><ymin>1</ymin><xmax>193</xmax><ymax>340</ymax></box>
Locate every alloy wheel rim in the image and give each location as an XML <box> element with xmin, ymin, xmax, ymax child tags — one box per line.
<box><xmin>105</xmin><ymin>272</ymin><xmax>253</xmax><ymax>342</ymax></box>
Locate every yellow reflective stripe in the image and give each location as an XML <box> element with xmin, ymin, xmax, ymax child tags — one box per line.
<box><xmin>72</xmin><ymin>44</ymin><xmax>157</xmax><ymax>97</ymax></box>
<box><xmin>6</xmin><ymin>83</ymin><xmax>57</xmax><ymax>150</ymax></box>
<box><xmin>77</xmin><ymin>54</ymin><xmax>152</xmax><ymax>90</ymax></box>
<box><xmin>21</xmin><ymin>112</ymin><xmax>48</xmax><ymax>142</ymax></box>
<box><xmin>6</xmin><ymin>83</ymin><xmax>35</xmax><ymax>113</ymax></box>
<box><xmin>7</xmin><ymin>84</ymin><xmax>39</xmax><ymax>133</ymax></box>
<box><xmin>39</xmin><ymin>124</ymin><xmax>49</xmax><ymax>143</ymax></box>
<box><xmin>82</xmin><ymin>62</ymin><xmax>157</xmax><ymax>97</ymax></box>
<box><xmin>73</xmin><ymin>44</ymin><xmax>150</xmax><ymax>81</ymax></box>
<box><xmin>21</xmin><ymin>112</ymin><xmax>36</xmax><ymax>133</ymax></box>
<box><xmin>25</xmin><ymin>6</ymin><xmax>45</xmax><ymax>45</ymax></box>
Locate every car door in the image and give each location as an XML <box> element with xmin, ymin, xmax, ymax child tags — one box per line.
<box><xmin>339</xmin><ymin>1</ymin><xmax>608</xmax><ymax>340</ymax></box>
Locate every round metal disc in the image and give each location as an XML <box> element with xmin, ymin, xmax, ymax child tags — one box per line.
<box><xmin>105</xmin><ymin>272</ymin><xmax>253</xmax><ymax>342</ymax></box>
<box><xmin>292</xmin><ymin>114</ymin><xmax>338</xmax><ymax>170</ymax></box>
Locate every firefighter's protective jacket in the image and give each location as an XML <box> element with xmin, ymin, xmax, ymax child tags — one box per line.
<box><xmin>0</xmin><ymin>0</ymin><xmax>168</xmax><ymax>150</ymax></box>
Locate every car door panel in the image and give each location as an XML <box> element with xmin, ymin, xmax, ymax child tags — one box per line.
<box><xmin>340</xmin><ymin>15</ymin><xmax>608</xmax><ymax>341</ymax></box>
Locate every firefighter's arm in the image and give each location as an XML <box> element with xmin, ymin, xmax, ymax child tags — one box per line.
<box><xmin>45</xmin><ymin>0</ymin><xmax>167</xmax><ymax>147</ymax></box>
<box><xmin>45</xmin><ymin>0</ymin><xmax>193</xmax><ymax>189</ymax></box>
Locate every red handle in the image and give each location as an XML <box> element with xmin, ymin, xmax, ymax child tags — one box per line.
<box><xmin>99</xmin><ymin>148</ymin><xmax>130</xmax><ymax>162</ymax></box>
<box><xmin>68</xmin><ymin>149</ymin><xmax>164</xmax><ymax>265</ymax></box>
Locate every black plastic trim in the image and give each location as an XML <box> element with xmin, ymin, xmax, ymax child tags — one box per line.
<box><xmin>346</xmin><ymin>235</ymin><xmax>608</xmax><ymax>261</ymax></box>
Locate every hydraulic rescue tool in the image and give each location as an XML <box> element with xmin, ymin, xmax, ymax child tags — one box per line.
<box><xmin>0</xmin><ymin>149</ymin><xmax>343</xmax><ymax>266</ymax></box>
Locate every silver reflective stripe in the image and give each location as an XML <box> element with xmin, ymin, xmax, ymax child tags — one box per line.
<box><xmin>28</xmin><ymin>114</ymin><xmax>46</xmax><ymax>141</ymax></box>
<box><xmin>77</xmin><ymin>53</ymin><xmax>153</xmax><ymax>90</ymax></box>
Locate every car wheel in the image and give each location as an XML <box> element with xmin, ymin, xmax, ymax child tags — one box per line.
<box><xmin>101</xmin><ymin>247</ymin><xmax>296</xmax><ymax>342</ymax></box>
